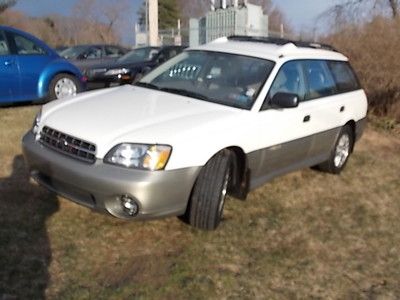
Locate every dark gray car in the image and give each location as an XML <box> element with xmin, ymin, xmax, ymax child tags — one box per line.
<box><xmin>60</xmin><ymin>44</ymin><xmax>129</xmax><ymax>73</ymax></box>
<box><xmin>85</xmin><ymin>46</ymin><xmax>186</xmax><ymax>89</ymax></box>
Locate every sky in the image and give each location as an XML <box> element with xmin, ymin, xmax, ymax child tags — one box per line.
<box><xmin>273</xmin><ymin>0</ymin><xmax>336</xmax><ymax>30</ymax></box>
<box><xmin>13</xmin><ymin>0</ymin><xmax>337</xmax><ymax>43</ymax></box>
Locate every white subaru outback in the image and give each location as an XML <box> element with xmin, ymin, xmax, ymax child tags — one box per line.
<box><xmin>23</xmin><ymin>36</ymin><xmax>368</xmax><ymax>230</ymax></box>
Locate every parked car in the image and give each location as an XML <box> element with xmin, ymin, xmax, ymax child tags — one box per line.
<box><xmin>54</xmin><ymin>46</ymin><xmax>68</xmax><ymax>55</ymax></box>
<box><xmin>0</xmin><ymin>26</ymin><xmax>85</xmax><ymax>105</ymax></box>
<box><xmin>22</xmin><ymin>36</ymin><xmax>368</xmax><ymax>230</ymax></box>
<box><xmin>59</xmin><ymin>44</ymin><xmax>129</xmax><ymax>73</ymax></box>
<box><xmin>85</xmin><ymin>45</ymin><xmax>186</xmax><ymax>88</ymax></box>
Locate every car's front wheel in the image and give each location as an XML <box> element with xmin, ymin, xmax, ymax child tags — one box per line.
<box><xmin>187</xmin><ymin>150</ymin><xmax>232</xmax><ymax>230</ymax></box>
<box><xmin>48</xmin><ymin>73</ymin><xmax>81</xmax><ymax>100</ymax></box>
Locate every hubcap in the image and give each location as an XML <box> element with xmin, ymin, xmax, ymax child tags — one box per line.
<box><xmin>54</xmin><ymin>78</ymin><xmax>77</xmax><ymax>99</ymax></box>
<box><xmin>218</xmin><ymin>168</ymin><xmax>230</xmax><ymax>217</ymax></box>
<box><xmin>334</xmin><ymin>133</ymin><xmax>350</xmax><ymax>168</ymax></box>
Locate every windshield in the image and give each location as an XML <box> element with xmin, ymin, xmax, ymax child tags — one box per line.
<box><xmin>59</xmin><ymin>46</ymin><xmax>87</xmax><ymax>59</ymax></box>
<box><xmin>136</xmin><ymin>50</ymin><xmax>275</xmax><ymax>110</ymax></box>
<box><xmin>118</xmin><ymin>47</ymin><xmax>160</xmax><ymax>63</ymax></box>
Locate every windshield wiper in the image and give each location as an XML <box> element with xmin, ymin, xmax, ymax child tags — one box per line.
<box><xmin>159</xmin><ymin>87</ymin><xmax>210</xmax><ymax>101</ymax></box>
<box><xmin>134</xmin><ymin>82</ymin><xmax>160</xmax><ymax>90</ymax></box>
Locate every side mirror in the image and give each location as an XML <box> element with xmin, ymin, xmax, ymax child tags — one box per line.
<box><xmin>270</xmin><ymin>92</ymin><xmax>299</xmax><ymax>108</ymax></box>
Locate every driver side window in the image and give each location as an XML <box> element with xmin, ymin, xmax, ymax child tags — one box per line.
<box><xmin>12</xmin><ymin>33</ymin><xmax>45</xmax><ymax>55</ymax></box>
<box><xmin>262</xmin><ymin>61</ymin><xmax>306</xmax><ymax>110</ymax></box>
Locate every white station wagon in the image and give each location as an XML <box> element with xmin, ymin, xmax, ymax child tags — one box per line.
<box><xmin>23</xmin><ymin>36</ymin><xmax>368</xmax><ymax>230</ymax></box>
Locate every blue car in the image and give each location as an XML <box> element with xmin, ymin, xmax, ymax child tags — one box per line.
<box><xmin>0</xmin><ymin>26</ymin><xmax>86</xmax><ymax>105</ymax></box>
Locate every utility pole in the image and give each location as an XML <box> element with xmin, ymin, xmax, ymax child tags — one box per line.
<box><xmin>148</xmin><ymin>0</ymin><xmax>158</xmax><ymax>46</ymax></box>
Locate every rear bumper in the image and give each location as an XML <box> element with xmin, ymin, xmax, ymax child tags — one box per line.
<box><xmin>22</xmin><ymin>132</ymin><xmax>201</xmax><ymax>220</ymax></box>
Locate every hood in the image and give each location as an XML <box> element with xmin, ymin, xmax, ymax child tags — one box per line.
<box><xmin>40</xmin><ymin>85</ymin><xmax>241</xmax><ymax>157</ymax></box>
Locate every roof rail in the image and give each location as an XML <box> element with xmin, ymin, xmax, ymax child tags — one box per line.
<box><xmin>227</xmin><ymin>35</ymin><xmax>338</xmax><ymax>52</ymax></box>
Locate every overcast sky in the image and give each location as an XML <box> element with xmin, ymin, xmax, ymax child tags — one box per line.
<box><xmin>13</xmin><ymin>0</ymin><xmax>337</xmax><ymax>43</ymax></box>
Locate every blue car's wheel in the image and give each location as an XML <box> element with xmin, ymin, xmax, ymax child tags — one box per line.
<box><xmin>48</xmin><ymin>73</ymin><xmax>81</xmax><ymax>100</ymax></box>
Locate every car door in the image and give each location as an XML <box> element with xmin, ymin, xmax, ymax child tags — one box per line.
<box><xmin>7</xmin><ymin>31</ymin><xmax>53</xmax><ymax>102</ymax></box>
<box><xmin>300</xmin><ymin>60</ymin><xmax>344</xmax><ymax>159</ymax></box>
<box><xmin>249</xmin><ymin>60</ymin><xmax>314</xmax><ymax>187</ymax></box>
<box><xmin>0</xmin><ymin>30</ymin><xmax>20</xmax><ymax>103</ymax></box>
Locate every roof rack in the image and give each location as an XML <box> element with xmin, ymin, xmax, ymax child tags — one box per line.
<box><xmin>227</xmin><ymin>35</ymin><xmax>338</xmax><ymax>52</ymax></box>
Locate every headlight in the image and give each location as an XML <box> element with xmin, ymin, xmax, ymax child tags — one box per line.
<box><xmin>104</xmin><ymin>144</ymin><xmax>172</xmax><ymax>171</ymax></box>
<box><xmin>32</xmin><ymin>109</ymin><xmax>42</xmax><ymax>135</ymax></box>
<box><xmin>105</xmin><ymin>68</ymin><xmax>130</xmax><ymax>76</ymax></box>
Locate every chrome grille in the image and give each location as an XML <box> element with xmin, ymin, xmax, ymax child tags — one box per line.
<box><xmin>40</xmin><ymin>126</ymin><xmax>96</xmax><ymax>164</ymax></box>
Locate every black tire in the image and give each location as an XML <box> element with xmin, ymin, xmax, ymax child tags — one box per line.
<box><xmin>317</xmin><ymin>125</ymin><xmax>354</xmax><ymax>174</ymax></box>
<box><xmin>48</xmin><ymin>73</ymin><xmax>81</xmax><ymax>101</ymax></box>
<box><xmin>187</xmin><ymin>150</ymin><xmax>232</xmax><ymax>230</ymax></box>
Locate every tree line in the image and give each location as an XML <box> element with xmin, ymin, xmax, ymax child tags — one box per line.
<box><xmin>0</xmin><ymin>0</ymin><xmax>292</xmax><ymax>45</ymax></box>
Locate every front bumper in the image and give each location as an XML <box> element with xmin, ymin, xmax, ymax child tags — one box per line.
<box><xmin>22</xmin><ymin>132</ymin><xmax>201</xmax><ymax>220</ymax></box>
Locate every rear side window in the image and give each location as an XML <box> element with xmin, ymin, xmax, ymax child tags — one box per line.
<box><xmin>12</xmin><ymin>33</ymin><xmax>45</xmax><ymax>55</ymax></box>
<box><xmin>0</xmin><ymin>31</ymin><xmax>10</xmax><ymax>55</ymax></box>
<box><xmin>105</xmin><ymin>46</ymin><xmax>125</xmax><ymax>58</ymax></box>
<box><xmin>303</xmin><ymin>60</ymin><xmax>336</xmax><ymax>100</ymax></box>
<box><xmin>327</xmin><ymin>61</ymin><xmax>360</xmax><ymax>93</ymax></box>
<box><xmin>81</xmin><ymin>46</ymin><xmax>102</xmax><ymax>59</ymax></box>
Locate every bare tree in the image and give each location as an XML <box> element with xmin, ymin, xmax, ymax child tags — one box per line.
<box><xmin>387</xmin><ymin>0</ymin><xmax>397</xmax><ymax>17</ymax></box>
<box><xmin>314</xmin><ymin>0</ymin><xmax>399</xmax><ymax>39</ymax></box>
<box><xmin>71</xmin><ymin>0</ymin><xmax>130</xmax><ymax>44</ymax></box>
<box><xmin>0</xmin><ymin>0</ymin><xmax>16</xmax><ymax>14</ymax></box>
<box><xmin>0</xmin><ymin>0</ymin><xmax>130</xmax><ymax>46</ymax></box>
<box><xmin>320</xmin><ymin>0</ymin><xmax>398</xmax><ymax>23</ymax></box>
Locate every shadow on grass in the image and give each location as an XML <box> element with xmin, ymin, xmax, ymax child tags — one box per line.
<box><xmin>0</xmin><ymin>155</ymin><xmax>59</xmax><ymax>300</ymax></box>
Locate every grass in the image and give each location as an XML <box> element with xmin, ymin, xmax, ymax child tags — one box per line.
<box><xmin>0</xmin><ymin>106</ymin><xmax>399</xmax><ymax>299</ymax></box>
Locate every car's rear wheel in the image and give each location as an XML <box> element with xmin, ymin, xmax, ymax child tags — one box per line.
<box><xmin>317</xmin><ymin>125</ymin><xmax>354</xmax><ymax>174</ymax></box>
<box><xmin>48</xmin><ymin>73</ymin><xmax>81</xmax><ymax>100</ymax></box>
<box><xmin>187</xmin><ymin>150</ymin><xmax>232</xmax><ymax>230</ymax></box>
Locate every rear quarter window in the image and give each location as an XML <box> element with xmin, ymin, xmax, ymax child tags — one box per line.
<box><xmin>303</xmin><ymin>60</ymin><xmax>337</xmax><ymax>100</ymax></box>
<box><xmin>327</xmin><ymin>61</ymin><xmax>361</xmax><ymax>93</ymax></box>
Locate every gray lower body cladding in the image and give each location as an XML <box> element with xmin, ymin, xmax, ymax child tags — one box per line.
<box><xmin>247</xmin><ymin>118</ymin><xmax>366</xmax><ymax>189</ymax></box>
<box><xmin>22</xmin><ymin>132</ymin><xmax>201</xmax><ymax>220</ymax></box>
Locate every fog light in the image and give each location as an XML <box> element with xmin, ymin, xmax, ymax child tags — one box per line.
<box><xmin>120</xmin><ymin>195</ymin><xmax>139</xmax><ymax>216</ymax></box>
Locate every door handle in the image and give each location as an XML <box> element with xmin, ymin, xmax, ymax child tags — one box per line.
<box><xmin>340</xmin><ymin>106</ymin><xmax>345</xmax><ymax>112</ymax></box>
<box><xmin>303</xmin><ymin>115</ymin><xmax>311</xmax><ymax>122</ymax></box>
<box><xmin>4</xmin><ymin>60</ymin><xmax>13</xmax><ymax>66</ymax></box>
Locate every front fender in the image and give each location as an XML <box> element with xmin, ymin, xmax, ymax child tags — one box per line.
<box><xmin>38</xmin><ymin>59</ymin><xmax>84</xmax><ymax>98</ymax></box>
